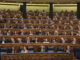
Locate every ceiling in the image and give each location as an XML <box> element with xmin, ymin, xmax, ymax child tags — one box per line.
<box><xmin>0</xmin><ymin>0</ymin><xmax>80</xmax><ymax>4</ymax></box>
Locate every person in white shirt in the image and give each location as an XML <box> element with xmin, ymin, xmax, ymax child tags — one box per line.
<box><xmin>2</xmin><ymin>37</ymin><xmax>5</xmax><ymax>44</ymax></box>
<box><xmin>29</xmin><ymin>31</ymin><xmax>33</xmax><ymax>35</ymax></box>
<box><xmin>17</xmin><ymin>38</ymin><xmax>22</xmax><ymax>43</ymax></box>
<box><xmin>41</xmin><ymin>45</ymin><xmax>45</xmax><ymax>52</ymax></box>
<box><xmin>35</xmin><ymin>38</ymin><xmax>38</xmax><ymax>43</ymax></box>
<box><xmin>77</xmin><ymin>31</ymin><xmax>80</xmax><ymax>36</ymax></box>
<box><xmin>71</xmin><ymin>38</ymin><xmax>77</xmax><ymax>44</ymax></box>
<box><xmin>43</xmin><ymin>38</ymin><xmax>49</xmax><ymax>43</ymax></box>
<box><xmin>26</xmin><ymin>37</ymin><xmax>30</xmax><ymax>43</ymax></box>
<box><xmin>54</xmin><ymin>30</ymin><xmax>58</xmax><ymax>36</ymax></box>
<box><xmin>60</xmin><ymin>37</ymin><xmax>66</xmax><ymax>44</ymax></box>
<box><xmin>11</xmin><ymin>38</ymin><xmax>15</xmax><ymax>43</ymax></box>
<box><xmin>21</xmin><ymin>46</ymin><xmax>28</xmax><ymax>53</ymax></box>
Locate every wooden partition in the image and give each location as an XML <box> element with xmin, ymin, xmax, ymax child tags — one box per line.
<box><xmin>1</xmin><ymin>53</ymin><xmax>75</xmax><ymax>60</ymax></box>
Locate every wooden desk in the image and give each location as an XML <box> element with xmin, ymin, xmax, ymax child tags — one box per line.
<box><xmin>0</xmin><ymin>43</ymin><xmax>80</xmax><ymax>47</ymax></box>
<box><xmin>1</xmin><ymin>53</ymin><xmax>75</xmax><ymax>60</ymax></box>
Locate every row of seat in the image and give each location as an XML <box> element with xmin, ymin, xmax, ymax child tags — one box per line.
<box><xmin>0</xmin><ymin>36</ymin><xmax>80</xmax><ymax>43</ymax></box>
<box><xmin>0</xmin><ymin>24</ymin><xmax>80</xmax><ymax>30</ymax></box>
<box><xmin>0</xmin><ymin>19</ymin><xmax>80</xmax><ymax>24</ymax></box>
<box><xmin>0</xmin><ymin>43</ymin><xmax>79</xmax><ymax>53</ymax></box>
<box><xmin>0</xmin><ymin>30</ymin><xmax>79</xmax><ymax>36</ymax></box>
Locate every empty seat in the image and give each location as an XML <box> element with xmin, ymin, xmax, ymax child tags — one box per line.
<box><xmin>57</xmin><ymin>47</ymin><xmax>65</xmax><ymax>53</ymax></box>
<box><xmin>47</xmin><ymin>46</ymin><xmax>55</xmax><ymax>53</ymax></box>
<box><xmin>28</xmin><ymin>46</ymin><xmax>34</xmax><ymax>53</ymax></box>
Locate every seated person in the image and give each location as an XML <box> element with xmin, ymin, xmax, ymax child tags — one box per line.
<box><xmin>3</xmin><ymin>24</ymin><xmax>7</xmax><ymax>29</ymax></box>
<box><xmin>21</xmin><ymin>46</ymin><xmax>28</xmax><ymax>53</ymax></box>
<box><xmin>42</xmin><ymin>10</ymin><xmax>46</xmax><ymax>16</ymax></box>
<box><xmin>27</xmin><ymin>15</ymin><xmax>31</xmax><ymax>19</ymax></box>
<box><xmin>70</xmin><ymin>25</ymin><xmax>73</xmax><ymax>30</ymax></box>
<box><xmin>59</xmin><ymin>16</ymin><xmax>63</xmax><ymax>20</ymax></box>
<box><xmin>35</xmin><ymin>38</ymin><xmax>38</xmax><ymax>43</ymax></box>
<box><xmin>23</xmin><ymin>24</ymin><xmax>27</xmax><ymax>29</ymax></box>
<box><xmin>2</xmin><ymin>37</ymin><xmax>5</xmax><ymax>44</ymax></box>
<box><xmin>25</xmin><ymin>37</ymin><xmax>30</xmax><ymax>43</ymax></box>
<box><xmin>30</xmin><ymin>26</ymin><xmax>34</xmax><ymax>29</ymax></box>
<box><xmin>53</xmin><ymin>16</ymin><xmax>58</xmax><ymax>20</ymax></box>
<box><xmin>54</xmin><ymin>30</ymin><xmax>58</xmax><ymax>36</ymax></box>
<box><xmin>60</xmin><ymin>37</ymin><xmax>66</xmax><ymax>43</ymax></box>
<box><xmin>70</xmin><ymin>21</ymin><xmax>74</xmax><ymax>24</ymax></box>
<box><xmin>3</xmin><ymin>31</ymin><xmax>7</xmax><ymax>35</ymax></box>
<box><xmin>50</xmin><ymin>25</ymin><xmax>56</xmax><ymax>29</ymax></box>
<box><xmin>40</xmin><ymin>45</ymin><xmax>45</xmax><ymax>52</ymax></box>
<box><xmin>36</xmin><ymin>30</ymin><xmax>42</xmax><ymax>35</ymax></box>
<box><xmin>45</xmin><ymin>31</ymin><xmax>50</xmax><ymax>35</ymax></box>
<box><xmin>77</xmin><ymin>31</ymin><xmax>80</xmax><ymax>36</ymax></box>
<box><xmin>11</xmin><ymin>38</ymin><xmax>15</xmax><ymax>43</ymax></box>
<box><xmin>46</xmin><ymin>16</ymin><xmax>51</xmax><ymax>20</ymax></box>
<box><xmin>39</xmin><ymin>20</ymin><xmax>42</xmax><ymax>24</ymax></box>
<box><xmin>43</xmin><ymin>38</ymin><xmax>49</xmax><ymax>43</ymax></box>
<box><xmin>78</xmin><ymin>25</ymin><xmax>80</xmax><ymax>30</ymax></box>
<box><xmin>71</xmin><ymin>38</ymin><xmax>77</xmax><ymax>44</ymax></box>
<box><xmin>7</xmin><ymin>30</ymin><xmax>11</xmax><ymax>36</ymax></box>
<box><xmin>73</xmin><ymin>15</ymin><xmax>77</xmax><ymax>20</ymax></box>
<box><xmin>13</xmin><ymin>31</ymin><xmax>19</xmax><ymax>36</ymax></box>
<box><xmin>29</xmin><ymin>31</ymin><xmax>33</xmax><ymax>35</ymax></box>
<box><xmin>17</xmin><ymin>38</ymin><xmax>22</xmax><ymax>43</ymax></box>
<box><xmin>0</xmin><ymin>30</ymin><xmax>2</xmax><ymax>36</ymax></box>
<box><xmin>52</xmin><ymin>39</ymin><xmax>57</xmax><ymax>43</ymax></box>
<box><xmin>20</xmin><ymin>30</ymin><xmax>25</xmax><ymax>35</ymax></box>
<box><xmin>11</xmin><ymin>47</ymin><xmax>16</xmax><ymax>53</ymax></box>
<box><xmin>78</xmin><ymin>21</ymin><xmax>80</xmax><ymax>24</ymax></box>
<box><xmin>66</xmin><ymin>46</ymin><xmax>73</xmax><ymax>53</ymax></box>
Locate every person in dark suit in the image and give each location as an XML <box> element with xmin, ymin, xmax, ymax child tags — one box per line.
<box><xmin>66</xmin><ymin>46</ymin><xmax>73</xmax><ymax>53</ymax></box>
<box><xmin>20</xmin><ymin>30</ymin><xmax>25</xmax><ymax>35</ymax></box>
<box><xmin>57</xmin><ymin>46</ymin><xmax>65</xmax><ymax>53</ymax></box>
<box><xmin>0</xmin><ymin>30</ymin><xmax>2</xmax><ymax>36</ymax></box>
